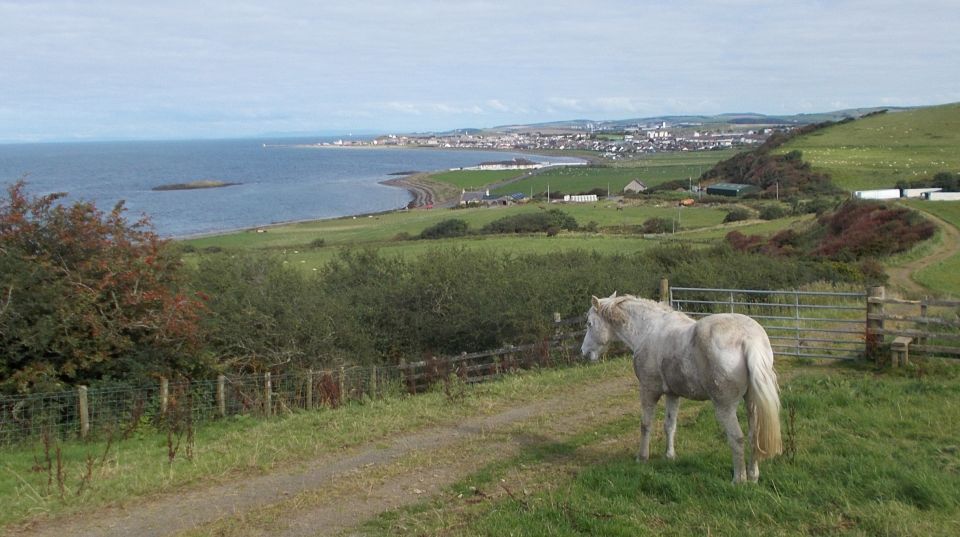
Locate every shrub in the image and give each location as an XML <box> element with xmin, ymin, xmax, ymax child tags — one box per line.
<box><xmin>482</xmin><ymin>209</ymin><xmax>578</xmax><ymax>234</ymax></box>
<box><xmin>758</xmin><ymin>203</ymin><xmax>791</xmax><ymax>220</ymax></box>
<box><xmin>420</xmin><ymin>218</ymin><xmax>469</xmax><ymax>239</ymax></box>
<box><xmin>310</xmin><ymin>238</ymin><xmax>326</xmax><ymax>248</ymax></box>
<box><xmin>0</xmin><ymin>181</ymin><xmax>206</xmax><ymax>393</ymax></box>
<box><xmin>642</xmin><ymin>217</ymin><xmax>672</xmax><ymax>234</ymax></box>
<box><xmin>723</xmin><ymin>208</ymin><xmax>754</xmax><ymax>223</ymax></box>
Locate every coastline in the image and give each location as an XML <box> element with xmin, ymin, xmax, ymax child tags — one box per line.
<box><xmin>171</xmin><ymin>149</ymin><xmax>592</xmax><ymax>240</ymax></box>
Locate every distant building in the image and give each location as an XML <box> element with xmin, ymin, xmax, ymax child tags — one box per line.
<box><xmin>853</xmin><ymin>189</ymin><xmax>901</xmax><ymax>200</ymax></box>
<box><xmin>563</xmin><ymin>194</ymin><xmax>599</xmax><ymax>202</ymax></box>
<box><xmin>459</xmin><ymin>189</ymin><xmax>526</xmax><ymax>207</ymax></box>
<box><xmin>705</xmin><ymin>183</ymin><xmax>760</xmax><ymax>197</ymax></box>
<box><xmin>623</xmin><ymin>179</ymin><xmax>648</xmax><ymax>194</ymax></box>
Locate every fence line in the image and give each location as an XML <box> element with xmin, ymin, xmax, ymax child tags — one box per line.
<box><xmin>669</xmin><ymin>285</ymin><xmax>868</xmax><ymax>360</ymax></box>
<box><xmin>0</xmin><ymin>319</ymin><xmax>587</xmax><ymax>446</ymax></box>
<box><xmin>5</xmin><ymin>284</ymin><xmax>956</xmax><ymax>445</ymax></box>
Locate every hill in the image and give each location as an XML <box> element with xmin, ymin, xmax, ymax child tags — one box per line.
<box><xmin>776</xmin><ymin>102</ymin><xmax>960</xmax><ymax>191</ymax></box>
<box><xmin>488</xmin><ymin>107</ymin><xmax>901</xmax><ymax>133</ymax></box>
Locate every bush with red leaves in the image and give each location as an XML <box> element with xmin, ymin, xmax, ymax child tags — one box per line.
<box><xmin>726</xmin><ymin>199</ymin><xmax>935</xmax><ymax>263</ymax></box>
<box><xmin>814</xmin><ymin>200</ymin><xmax>935</xmax><ymax>259</ymax></box>
<box><xmin>0</xmin><ymin>180</ymin><xmax>208</xmax><ymax>394</ymax></box>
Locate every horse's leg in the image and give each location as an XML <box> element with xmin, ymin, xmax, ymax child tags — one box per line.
<box><xmin>664</xmin><ymin>394</ymin><xmax>680</xmax><ymax>460</ymax></box>
<box><xmin>637</xmin><ymin>390</ymin><xmax>661</xmax><ymax>462</ymax></box>
<box><xmin>746</xmin><ymin>401</ymin><xmax>760</xmax><ymax>482</ymax></box>
<box><xmin>714</xmin><ymin>402</ymin><xmax>747</xmax><ymax>483</ymax></box>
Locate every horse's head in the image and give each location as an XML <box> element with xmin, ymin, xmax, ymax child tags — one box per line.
<box><xmin>581</xmin><ymin>292</ymin><xmax>619</xmax><ymax>361</ymax></box>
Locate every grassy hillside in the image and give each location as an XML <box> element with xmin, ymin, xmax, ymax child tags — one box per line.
<box><xmin>490</xmin><ymin>150</ymin><xmax>737</xmax><ymax>196</ymax></box>
<box><xmin>903</xmin><ymin>200</ymin><xmax>960</xmax><ymax>296</ymax></box>
<box><xmin>778</xmin><ymin>103</ymin><xmax>960</xmax><ymax>191</ymax></box>
<box><xmin>428</xmin><ymin>169</ymin><xmax>531</xmax><ymax>190</ymax></box>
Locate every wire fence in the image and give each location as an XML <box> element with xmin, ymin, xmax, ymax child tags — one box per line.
<box><xmin>0</xmin><ymin>322</ymin><xmax>586</xmax><ymax>446</ymax></box>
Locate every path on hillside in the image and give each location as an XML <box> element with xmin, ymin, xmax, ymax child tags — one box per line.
<box><xmin>887</xmin><ymin>208</ymin><xmax>960</xmax><ymax>297</ymax></box>
<box><xmin>10</xmin><ymin>375</ymin><xmax>641</xmax><ymax>537</ymax></box>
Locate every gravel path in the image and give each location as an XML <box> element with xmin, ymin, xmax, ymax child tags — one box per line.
<box><xmin>11</xmin><ymin>376</ymin><xmax>638</xmax><ymax>537</ymax></box>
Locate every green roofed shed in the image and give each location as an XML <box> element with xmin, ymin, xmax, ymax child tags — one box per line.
<box><xmin>705</xmin><ymin>183</ymin><xmax>760</xmax><ymax>197</ymax></box>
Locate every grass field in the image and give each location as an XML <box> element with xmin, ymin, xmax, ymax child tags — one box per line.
<box><xmin>428</xmin><ymin>169</ymin><xmax>532</xmax><ymax>190</ymax></box>
<box><xmin>181</xmin><ymin>200</ymin><xmax>809</xmax><ymax>272</ymax></box>
<box><xmin>778</xmin><ymin>103</ymin><xmax>960</xmax><ymax>192</ymax></box>
<box><xmin>360</xmin><ymin>361</ymin><xmax>960</xmax><ymax>537</ymax></box>
<box><xmin>490</xmin><ymin>150</ymin><xmax>738</xmax><ymax>197</ymax></box>
<box><xmin>5</xmin><ymin>357</ymin><xmax>958</xmax><ymax>535</ymax></box>
<box><xmin>903</xmin><ymin>200</ymin><xmax>960</xmax><ymax>296</ymax></box>
<box><xmin>184</xmin><ymin>202</ymin><xmax>730</xmax><ymax>250</ymax></box>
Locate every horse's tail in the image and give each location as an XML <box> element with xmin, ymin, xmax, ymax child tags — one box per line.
<box><xmin>745</xmin><ymin>337</ymin><xmax>782</xmax><ymax>460</ymax></box>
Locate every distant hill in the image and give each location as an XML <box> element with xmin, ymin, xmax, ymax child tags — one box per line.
<box><xmin>488</xmin><ymin>107</ymin><xmax>905</xmax><ymax>133</ymax></box>
<box><xmin>776</xmin><ymin>103</ymin><xmax>960</xmax><ymax>191</ymax></box>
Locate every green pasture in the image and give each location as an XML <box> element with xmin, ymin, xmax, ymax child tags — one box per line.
<box><xmin>904</xmin><ymin>200</ymin><xmax>960</xmax><ymax>297</ymax></box>
<box><xmin>491</xmin><ymin>150</ymin><xmax>737</xmax><ymax>197</ymax></box>
<box><xmin>428</xmin><ymin>169</ymin><xmax>530</xmax><ymax>190</ymax></box>
<box><xmin>363</xmin><ymin>361</ymin><xmax>960</xmax><ymax>537</ymax></box>
<box><xmin>778</xmin><ymin>103</ymin><xmax>960</xmax><ymax>192</ymax></box>
<box><xmin>183</xmin><ymin>202</ymin><xmax>729</xmax><ymax>251</ymax></box>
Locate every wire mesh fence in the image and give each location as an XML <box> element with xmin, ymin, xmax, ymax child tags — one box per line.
<box><xmin>0</xmin><ymin>325</ymin><xmax>586</xmax><ymax>446</ymax></box>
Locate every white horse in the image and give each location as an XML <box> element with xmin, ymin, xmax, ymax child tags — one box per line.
<box><xmin>581</xmin><ymin>292</ymin><xmax>782</xmax><ymax>483</ymax></box>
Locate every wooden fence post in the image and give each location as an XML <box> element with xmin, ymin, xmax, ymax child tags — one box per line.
<box><xmin>264</xmin><ymin>372</ymin><xmax>272</xmax><ymax>417</ymax></box>
<box><xmin>159</xmin><ymin>377</ymin><xmax>169</xmax><ymax>416</ymax></box>
<box><xmin>305</xmin><ymin>369</ymin><xmax>314</xmax><ymax>409</ymax></box>
<box><xmin>78</xmin><ymin>385</ymin><xmax>90</xmax><ymax>439</ymax></box>
<box><xmin>659</xmin><ymin>278</ymin><xmax>670</xmax><ymax>305</ymax></box>
<box><xmin>338</xmin><ymin>366</ymin><xmax>346</xmax><ymax>403</ymax></box>
<box><xmin>216</xmin><ymin>375</ymin><xmax>226</xmax><ymax>418</ymax></box>
<box><xmin>866</xmin><ymin>286</ymin><xmax>885</xmax><ymax>364</ymax></box>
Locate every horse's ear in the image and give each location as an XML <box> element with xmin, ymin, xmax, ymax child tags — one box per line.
<box><xmin>610</xmin><ymin>291</ymin><xmax>618</xmax><ymax>299</ymax></box>
<box><xmin>591</xmin><ymin>295</ymin><xmax>601</xmax><ymax>310</ymax></box>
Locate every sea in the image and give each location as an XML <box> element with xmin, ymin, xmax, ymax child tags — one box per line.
<box><xmin>0</xmin><ymin>137</ymin><xmax>582</xmax><ymax>238</ymax></box>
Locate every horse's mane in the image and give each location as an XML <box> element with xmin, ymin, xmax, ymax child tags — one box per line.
<box><xmin>595</xmin><ymin>294</ymin><xmax>675</xmax><ymax>323</ymax></box>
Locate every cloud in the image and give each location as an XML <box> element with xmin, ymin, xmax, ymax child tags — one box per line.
<box><xmin>1</xmin><ymin>0</ymin><xmax>958</xmax><ymax>140</ymax></box>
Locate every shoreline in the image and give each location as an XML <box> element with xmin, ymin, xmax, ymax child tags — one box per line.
<box><xmin>173</xmin><ymin>149</ymin><xmax>592</xmax><ymax>241</ymax></box>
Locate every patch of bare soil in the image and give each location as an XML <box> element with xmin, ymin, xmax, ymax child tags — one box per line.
<box><xmin>10</xmin><ymin>376</ymin><xmax>639</xmax><ymax>537</ymax></box>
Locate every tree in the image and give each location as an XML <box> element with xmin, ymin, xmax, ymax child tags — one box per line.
<box><xmin>932</xmin><ymin>172</ymin><xmax>958</xmax><ymax>192</ymax></box>
<box><xmin>0</xmin><ymin>181</ymin><xmax>207</xmax><ymax>393</ymax></box>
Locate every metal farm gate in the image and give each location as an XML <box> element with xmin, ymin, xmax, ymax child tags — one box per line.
<box><xmin>669</xmin><ymin>287</ymin><xmax>867</xmax><ymax>360</ymax></box>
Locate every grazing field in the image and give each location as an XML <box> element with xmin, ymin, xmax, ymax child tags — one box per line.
<box><xmin>361</xmin><ymin>360</ymin><xmax>960</xmax><ymax>537</ymax></box>
<box><xmin>778</xmin><ymin>103</ymin><xmax>960</xmax><ymax>192</ymax></box>
<box><xmin>903</xmin><ymin>200</ymin><xmax>960</xmax><ymax>296</ymax></box>
<box><xmin>491</xmin><ymin>150</ymin><xmax>738</xmax><ymax>196</ymax></box>
<box><xmin>428</xmin><ymin>169</ymin><xmax>532</xmax><ymax>190</ymax></box>
<box><xmin>183</xmin><ymin>202</ymin><xmax>730</xmax><ymax>250</ymax></box>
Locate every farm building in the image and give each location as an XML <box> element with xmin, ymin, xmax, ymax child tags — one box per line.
<box><xmin>923</xmin><ymin>191</ymin><xmax>960</xmax><ymax>201</ymax></box>
<box><xmin>854</xmin><ymin>189</ymin><xmax>901</xmax><ymax>200</ymax></box>
<box><xmin>705</xmin><ymin>183</ymin><xmax>759</xmax><ymax>197</ymax></box>
<box><xmin>623</xmin><ymin>179</ymin><xmax>648</xmax><ymax>193</ymax></box>
<box><xmin>459</xmin><ymin>189</ymin><xmax>526</xmax><ymax>206</ymax></box>
<box><xmin>902</xmin><ymin>187</ymin><xmax>942</xmax><ymax>199</ymax></box>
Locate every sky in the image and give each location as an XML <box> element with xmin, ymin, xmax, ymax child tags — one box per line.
<box><xmin>2</xmin><ymin>0</ymin><xmax>959</xmax><ymax>143</ymax></box>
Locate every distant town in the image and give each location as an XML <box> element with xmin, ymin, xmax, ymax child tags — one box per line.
<box><xmin>316</xmin><ymin>120</ymin><xmax>779</xmax><ymax>159</ymax></box>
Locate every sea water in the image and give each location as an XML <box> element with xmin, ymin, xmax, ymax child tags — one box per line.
<box><xmin>0</xmin><ymin>138</ymin><xmax>581</xmax><ymax>237</ymax></box>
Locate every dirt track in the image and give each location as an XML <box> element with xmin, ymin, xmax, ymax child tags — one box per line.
<box><xmin>887</xmin><ymin>208</ymin><xmax>960</xmax><ymax>297</ymax></box>
<box><xmin>11</xmin><ymin>375</ymin><xmax>639</xmax><ymax>537</ymax></box>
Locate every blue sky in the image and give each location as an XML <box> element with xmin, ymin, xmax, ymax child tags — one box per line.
<box><xmin>2</xmin><ymin>0</ymin><xmax>959</xmax><ymax>142</ymax></box>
